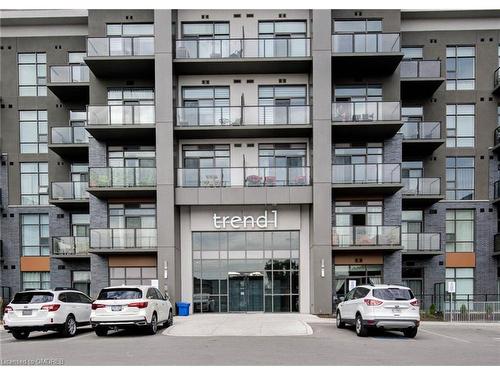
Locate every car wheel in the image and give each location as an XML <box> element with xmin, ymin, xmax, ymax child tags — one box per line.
<box><xmin>336</xmin><ymin>311</ymin><xmax>345</xmax><ymax>329</ymax></box>
<box><xmin>403</xmin><ymin>327</ymin><xmax>418</xmax><ymax>338</ymax></box>
<box><xmin>355</xmin><ymin>314</ymin><xmax>368</xmax><ymax>337</ymax></box>
<box><xmin>61</xmin><ymin>315</ymin><xmax>77</xmax><ymax>337</ymax></box>
<box><xmin>94</xmin><ymin>326</ymin><xmax>108</xmax><ymax>337</ymax></box>
<box><xmin>11</xmin><ymin>330</ymin><xmax>30</xmax><ymax>340</ymax></box>
<box><xmin>165</xmin><ymin>310</ymin><xmax>173</xmax><ymax>328</ymax></box>
<box><xmin>146</xmin><ymin>312</ymin><xmax>158</xmax><ymax>335</ymax></box>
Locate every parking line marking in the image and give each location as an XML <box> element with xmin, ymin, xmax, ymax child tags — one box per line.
<box><xmin>419</xmin><ymin>328</ymin><xmax>472</xmax><ymax>343</ymax></box>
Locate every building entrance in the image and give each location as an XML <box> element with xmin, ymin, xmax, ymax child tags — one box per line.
<box><xmin>228</xmin><ymin>272</ymin><xmax>264</xmax><ymax>312</ymax></box>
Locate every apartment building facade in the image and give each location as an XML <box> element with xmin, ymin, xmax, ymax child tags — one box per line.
<box><xmin>1</xmin><ymin>9</ymin><xmax>499</xmax><ymax>315</ymax></box>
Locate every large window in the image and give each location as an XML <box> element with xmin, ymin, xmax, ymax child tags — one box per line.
<box><xmin>446</xmin><ymin>209</ymin><xmax>474</xmax><ymax>252</ymax></box>
<box><xmin>446</xmin><ymin>268</ymin><xmax>474</xmax><ymax>298</ymax></box>
<box><xmin>193</xmin><ymin>231</ymin><xmax>300</xmax><ymax>313</ymax></box>
<box><xmin>333</xmin><ymin>143</ymin><xmax>383</xmax><ymax>164</ymax></box>
<box><xmin>401</xmin><ymin>47</ymin><xmax>423</xmax><ymax>60</ymax></box>
<box><xmin>334</xmin><ymin>84</ymin><xmax>382</xmax><ymax>102</ymax></box>
<box><xmin>72</xmin><ymin>271</ymin><xmax>91</xmax><ymax>296</ymax></box>
<box><xmin>181</xmin><ymin>22</ymin><xmax>229</xmax><ymax>39</ymax></box>
<box><xmin>109</xmin><ymin>266</ymin><xmax>157</xmax><ymax>286</ymax></box>
<box><xmin>333</xmin><ymin>19</ymin><xmax>382</xmax><ymax>33</ymax></box>
<box><xmin>446</xmin><ymin>157</ymin><xmax>474</xmax><ymax>200</ymax></box>
<box><xmin>334</xmin><ymin>265</ymin><xmax>383</xmax><ymax>301</ymax></box>
<box><xmin>19</xmin><ymin>110</ymin><xmax>48</xmax><ymax>154</ymax></box>
<box><xmin>107</xmin><ymin>88</ymin><xmax>154</xmax><ymax>105</ymax></box>
<box><xmin>22</xmin><ymin>272</ymin><xmax>50</xmax><ymax>290</ymax></box>
<box><xmin>18</xmin><ymin>52</ymin><xmax>46</xmax><ymax>96</ymax></box>
<box><xmin>21</xmin><ymin>214</ymin><xmax>49</xmax><ymax>256</ymax></box>
<box><xmin>108</xmin><ymin>203</ymin><xmax>156</xmax><ymax>229</ymax></box>
<box><xmin>107</xmin><ymin>23</ymin><xmax>154</xmax><ymax>36</ymax></box>
<box><xmin>446</xmin><ymin>104</ymin><xmax>474</xmax><ymax>148</ymax></box>
<box><xmin>108</xmin><ymin>146</ymin><xmax>156</xmax><ymax>168</ymax></box>
<box><xmin>446</xmin><ymin>46</ymin><xmax>475</xmax><ymax>90</ymax></box>
<box><xmin>181</xmin><ymin>86</ymin><xmax>230</xmax><ymax>107</ymax></box>
<box><xmin>21</xmin><ymin>162</ymin><xmax>48</xmax><ymax>205</ymax></box>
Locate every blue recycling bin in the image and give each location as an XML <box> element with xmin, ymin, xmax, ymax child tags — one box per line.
<box><xmin>176</xmin><ymin>302</ymin><xmax>190</xmax><ymax>316</ymax></box>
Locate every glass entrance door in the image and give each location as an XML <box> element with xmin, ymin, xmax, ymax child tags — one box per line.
<box><xmin>228</xmin><ymin>272</ymin><xmax>264</xmax><ymax>313</ymax></box>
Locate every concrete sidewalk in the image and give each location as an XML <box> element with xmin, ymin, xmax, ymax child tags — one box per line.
<box><xmin>164</xmin><ymin>313</ymin><xmax>331</xmax><ymax>337</ymax></box>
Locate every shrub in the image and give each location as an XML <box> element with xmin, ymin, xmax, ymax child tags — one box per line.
<box><xmin>429</xmin><ymin>303</ymin><xmax>436</xmax><ymax>316</ymax></box>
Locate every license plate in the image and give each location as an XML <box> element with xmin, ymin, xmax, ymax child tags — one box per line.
<box><xmin>22</xmin><ymin>310</ymin><xmax>32</xmax><ymax>316</ymax></box>
<box><xmin>111</xmin><ymin>305</ymin><xmax>123</xmax><ymax>312</ymax></box>
<box><xmin>392</xmin><ymin>308</ymin><xmax>401</xmax><ymax>315</ymax></box>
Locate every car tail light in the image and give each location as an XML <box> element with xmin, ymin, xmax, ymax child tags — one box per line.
<box><xmin>41</xmin><ymin>304</ymin><xmax>60</xmax><ymax>312</ymax></box>
<box><xmin>128</xmin><ymin>301</ymin><xmax>148</xmax><ymax>309</ymax></box>
<box><xmin>91</xmin><ymin>303</ymin><xmax>106</xmax><ymax>310</ymax></box>
<box><xmin>410</xmin><ymin>299</ymin><xmax>420</xmax><ymax>307</ymax></box>
<box><xmin>4</xmin><ymin>306</ymin><xmax>13</xmax><ymax>314</ymax></box>
<box><xmin>364</xmin><ymin>298</ymin><xmax>383</xmax><ymax>306</ymax></box>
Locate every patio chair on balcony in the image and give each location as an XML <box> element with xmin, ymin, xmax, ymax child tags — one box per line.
<box><xmin>294</xmin><ymin>175</ymin><xmax>307</xmax><ymax>185</ymax></box>
<box><xmin>246</xmin><ymin>175</ymin><xmax>263</xmax><ymax>186</ymax></box>
<box><xmin>264</xmin><ymin>176</ymin><xmax>277</xmax><ymax>186</ymax></box>
<box><xmin>201</xmin><ymin>175</ymin><xmax>222</xmax><ymax>187</ymax></box>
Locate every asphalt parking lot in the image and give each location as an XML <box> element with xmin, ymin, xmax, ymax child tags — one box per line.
<box><xmin>1</xmin><ymin>319</ymin><xmax>500</xmax><ymax>365</ymax></box>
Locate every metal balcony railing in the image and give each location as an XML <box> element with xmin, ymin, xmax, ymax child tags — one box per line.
<box><xmin>49</xmin><ymin>64</ymin><xmax>89</xmax><ymax>83</ymax></box>
<box><xmin>402</xmin><ymin>177</ymin><xmax>441</xmax><ymax>196</ymax></box>
<box><xmin>332</xmin><ymin>163</ymin><xmax>401</xmax><ymax>184</ymax></box>
<box><xmin>400</xmin><ymin>121</ymin><xmax>441</xmax><ymax>140</ymax></box>
<box><xmin>87</xmin><ymin>36</ymin><xmax>154</xmax><ymax>57</ymax></box>
<box><xmin>332</xmin><ymin>32</ymin><xmax>400</xmax><ymax>53</ymax></box>
<box><xmin>402</xmin><ymin>232</ymin><xmax>441</xmax><ymax>252</ymax></box>
<box><xmin>52</xmin><ymin>236</ymin><xmax>89</xmax><ymax>256</ymax></box>
<box><xmin>51</xmin><ymin>126</ymin><xmax>89</xmax><ymax>144</ymax></box>
<box><xmin>51</xmin><ymin>182</ymin><xmax>89</xmax><ymax>200</ymax></box>
<box><xmin>494</xmin><ymin>67</ymin><xmax>500</xmax><ymax>88</ymax></box>
<box><xmin>89</xmin><ymin>167</ymin><xmax>156</xmax><ymax>188</ymax></box>
<box><xmin>87</xmin><ymin>105</ymin><xmax>155</xmax><ymax>126</ymax></box>
<box><xmin>332</xmin><ymin>225</ymin><xmax>401</xmax><ymax>247</ymax></box>
<box><xmin>332</xmin><ymin>101</ymin><xmax>401</xmax><ymax>122</ymax></box>
<box><xmin>176</xmin><ymin>166</ymin><xmax>311</xmax><ymax>188</ymax></box>
<box><xmin>176</xmin><ymin>105</ymin><xmax>311</xmax><ymax>127</ymax></box>
<box><xmin>90</xmin><ymin>228</ymin><xmax>157</xmax><ymax>249</ymax></box>
<box><xmin>175</xmin><ymin>37</ymin><xmax>311</xmax><ymax>59</ymax></box>
<box><xmin>400</xmin><ymin>60</ymin><xmax>441</xmax><ymax>79</ymax></box>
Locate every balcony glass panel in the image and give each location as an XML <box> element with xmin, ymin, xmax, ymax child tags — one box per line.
<box><xmin>400</xmin><ymin>122</ymin><xmax>440</xmax><ymax>140</ymax></box>
<box><xmin>332</xmin><ymin>33</ymin><xmax>400</xmax><ymax>53</ymax></box>
<box><xmin>87</xmin><ymin>37</ymin><xmax>154</xmax><ymax>57</ymax></box>
<box><xmin>90</xmin><ymin>228</ymin><xmax>157</xmax><ymax>249</ymax></box>
<box><xmin>332</xmin><ymin>102</ymin><xmax>400</xmax><ymax>122</ymax></box>
<box><xmin>332</xmin><ymin>164</ymin><xmax>400</xmax><ymax>184</ymax></box>
<box><xmin>401</xmin><ymin>60</ymin><xmax>441</xmax><ymax>78</ymax></box>
<box><xmin>402</xmin><ymin>177</ymin><xmax>441</xmax><ymax>195</ymax></box>
<box><xmin>89</xmin><ymin>167</ymin><xmax>156</xmax><ymax>188</ymax></box>
<box><xmin>332</xmin><ymin>226</ymin><xmax>401</xmax><ymax>247</ymax></box>
<box><xmin>51</xmin><ymin>127</ymin><xmax>89</xmax><ymax>144</ymax></box>
<box><xmin>402</xmin><ymin>233</ymin><xmax>441</xmax><ymax>252</ymax></box>
<box><xmin>494</xmin><ymin>67</ymin><xmax>500</xmax><ymax>87</ymax></box>
<box><xmin>87</xmin><ymin>105</ymin><xmax>155</xmax><ymax>125</ymax></box>
<box><xmin>51</xmin><ymin>182</ymin><xmax>89</xmax><ymax>200</ymax></box>
<box><xmin>52</xmin><ymin>236</ymin><xmax>89</xmax><ymax>256</ymax></box>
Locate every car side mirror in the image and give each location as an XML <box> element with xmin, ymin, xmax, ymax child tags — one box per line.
<box><xmin>338</xmin><ymin>296</ymin><xmax>345</xmax><ymax>302</ymax></box>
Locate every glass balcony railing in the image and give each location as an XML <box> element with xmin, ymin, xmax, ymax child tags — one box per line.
<box><xmin>494</xmin><ymin>234</ymin><xmax>500</xmax><ymax>252</ymax></box>
<box><xmin>494</xmin><ymin>127</ymin><xmax>500</xmax><ymax>148</ymax></box>
<box><xmin>332</xmin><ymin>101</ymin><xmax>401</xmax><ymax>122</ymax></box>
<box><xmin>494</xmin><ymin>67</ymin><xmax>500</xmax><ymax>88</ymax></box>
<box><xmin>89</xmin><ymin>167</ymin><xmax>156</xmax><ymax>188</ymax></box>
<box><xmin>175</xmin><ymin>38</ymin><xmax>310</xmax><ymax>59</ymax></box>
<box><xmin>402</xmin><ymin>177</ymin><xmax>441</xmax><ymax>196</ymax></box>
<box><xmin>52</xmin><ymin>236</ymin><xmax>89</xmax><ymax>256</ymax></box>
<box><xmin>402</xmin><ymin>232</ymin><xmax>441</xmax><ymax>252</ymax></box>
<box><xmin>51</xmin><ymin>182</ymin><xmax>89</xmax><ymax>200</ymax></box>
<box><xmin>400</xmin><ymin>60</ymin><xmax>441</xmax><ymax>79</ymax></box>
<box><xmin>176</xmin><ymin>166</ymin><xmax>311</xmax><ymax>188</ymax></box>
<box><xmin>49</xmin><ymin>65</ymin><xmax>89</xmax><ymax>83</ymax></box>
<box><xmin>494</xmin><ymin>181</ymin><xmax>500</xmax><ymax>200</ymax></box>
<box><xmin>87</xmin><ymin>37</ymin><xmax>154</xmax><ymax>57</ymax></box>
<box><xmin>176</xmin><ymin>105</ymin><xmax>310</xmax><ymax>127</ymax></box>
<box><xmin>51</xmin><ymin>126</ymin><xmax>89</xmax><ymax>144</ymax></box>
<box><xmin>332</xmin><ymin>164</ymin><xmax>401</xmax><ymax>184</ymax></box>
<box><xmin>87</xmin><ymin>105</ymin><xmax>155</xmax><ymax>126</ymax></box>
<box><xmin>90</xmin><ymin>228</ymin><xmax>157</xmax><ymax>249</ymax></box>
<box><xmin>400</xmin><ymin>122</ymin><xmax>441</xmax><ymax>140</ymax></box>
<box><xmin>332</xmin><ymin>33</ymin><xmax>400</xmax><ymax>53</ymax></box>
<box><xmin>332</xmin><ymin>226</ymin><xmax>401</xmax><ymax>247</ymax></box>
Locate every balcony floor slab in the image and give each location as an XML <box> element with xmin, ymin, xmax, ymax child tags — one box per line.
<box><xmin>332</xmin><ymin>183</ymin><xmax>403</xmax><ymax>196</ymax></box>
<box><xmin>400</xmin><ymin>78</ymin><xmax>445</xmax><ymax>99</ymax></box>
<box><xmin>49</xmin><ymin>199</ymin><xmax>89</xmax><ymax>210</ymax></box>
<box><xmin>85</xmin><ymin>56</ymin><xmax>154</xmax><ymax>78</ymax></box>
<box><xmin>87</xmin><ymin>187</ymin><xmax>156</xmax><ymax>199</ymax></box>
<box><xmin>174</xmin><ymin>124</ymin><xmax>312</xmax><ymax>139</ymax></box>
<box><xmin>47</xmin><ymin>83</ymin><xmax>89</xmax><ymax>102</ymax></box>
<box><xmin>332</xmin><ymin>121</ymin><xmax>403</xmax><ymax>140</ymax></box>
<box><xmin>48</xmin><ymin>143</ymin><xmax>89</xmax><ymax>160</ymax></box>
<box><xmin>402</xmin><ymin>139</ymin><xmax>445</xmax><ymax>157</ymax></box>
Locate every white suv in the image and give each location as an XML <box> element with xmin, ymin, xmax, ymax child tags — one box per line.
<box><xmin>3</xmin><ymin>289</ymin><xmax>93</xmax><ymax>340</ymax></box>
<box><xmin>336</xmin><ymin>284</ymin><xmax>420</xmax><ymax>338</ymax></box>
<box><xmin>90</xmin><ymin>286</ymin><xmax>173</xmax><ymax>336</ymax></box>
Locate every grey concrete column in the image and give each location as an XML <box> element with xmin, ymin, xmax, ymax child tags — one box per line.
<box><xmin>154</xmin><ymin>10</ymin><xmax>179</xmax><ymax>302</ymax></box>
<box><xmin>311</xmin><ymin>10</ymin><xmax>333</xmax><ymax>315</ymax></box>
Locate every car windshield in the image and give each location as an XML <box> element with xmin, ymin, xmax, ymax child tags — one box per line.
<box><xmin>12</xmin><ymin>292</ymin><xmax>54</xmax><ymax>304</ymax></box>
<box><xmin>97</xmin><ymin>288</ymin><xmax>142</xmax><ymax>300</ymax></box>
<box><xmin>372</xmin><ymin>288</ymin><xmax>414</xmax><ymax>301</ymax></box>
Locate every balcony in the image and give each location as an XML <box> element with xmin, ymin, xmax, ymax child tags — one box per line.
<box><xmin>400</xmin><ymin>122</ymin><xmax>444</xmax><ymax>156</ymax></box>
<box><xmin>332</xmin><ymin>226</ymin><xmax>402</xmax><ymax>251</ymax></box>
<box><xmin>85</xmin><ymin>37</ymin><xmax>154</xmax><ymax>78</ymax></box>
<box><xmin>331</xmin><ymin>101</ymin><xmax>402</xmax><ymax>139</ymax></box>
<box><xmin>402</xmin><ymin>177</ymin><xmax>444</xmax><ymax>207</ymax></box>
<box><xmin>494</xmin><ymin>234</ymin><xmax>500</xmax><ymax>256</ymax></box>
<box><xmin>49</xmin><ymin>182</ymin><xmax>89</xmax><ymax>209</ymax></box>
<box><xmin>175</xmin><ymin>166</ymin><xmax>312</xmax><ymax>205</ymax></box>
<box><xmin>175</xmin><ymin>105</ymin><xmax>311</xmax><ymax>138</ymax></box>
<box><xmin>48</xmin><ymin>126</ymin><xmax>89</xmax><ymax>160</ymax></box>
<box><xmin>89</xmin><ymin>228</ymin><xmax>157</xmax><ymax>254</ymax></box>
<box><xmin>331</xmin><ymin>33</ymin><xmax>403</xmax><ymax>74</ymax></box>
<box><xmin>492</xmin><ymin>127</ymin><xmax>500</xmax><ymax>154</ymax></box>
<box><xmin>86</xmin><ymin>105</ymin><xmax>155</xmax><ymax>142</ymax></box>
<box><xmin>88</xmin><ymin>167</ymin><xmax>156</xmax><ymax>198</ymax></box>
<box><xmin>493</xmin><ymin>67</ymin><xmax>500</xmax><ymax>95</ymax></box>
<box><xmin>331</xmin><ymin>163</ymin><xmax>402</xmax><ymax>196</ymax></box>
<box><xmin>174</xmin><ymin>38</ymin><xmax>311</xmax><ymax>74</ymax></box>
<box><xmin>52</xmin><ymin>236</ymin><xmax>89</xmax><ymax>258</ymax></box>
<box><xmin>400</xmin><ymin>60</ymin><xmax>444</xmax><ymax>98</ymax></box>
<box><xmin>493</xmin><ymin>181</ymin><xmax>500</xmax><ymax>205</ymax></box>
<box><xmin>402</xmin><ymin>232</ymin><xmax>442</xmax><ymax>255</ymax></box>
<box><xmin>47</xmin><ymin>64</ymin><xmax>89</xmax><ymax>101</ymax></box>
